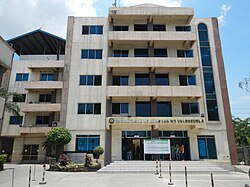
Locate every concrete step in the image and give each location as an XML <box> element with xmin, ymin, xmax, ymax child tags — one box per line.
<box><xmin>98</xmin><ymin>161</ymin><xmax>230</xmax><ymax>174</ymax></box>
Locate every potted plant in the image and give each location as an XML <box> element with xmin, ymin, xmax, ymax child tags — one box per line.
<box><xmin>0</xmin><ymin>154</ymin><xmax>7</xmax><ymax>171</ymax></box>
<box><xmin>93</xmin><ymin>146</ymin><xmax>104</xmax><ymax>163</ymax></box>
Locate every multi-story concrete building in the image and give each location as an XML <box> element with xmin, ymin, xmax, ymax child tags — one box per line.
<box><xmin>62</xmin><ymin>4</ymin><xmax>237</xmax><ymax>165</ymax></box>
<box><xmin>1</xmin><ymin>29</ymin><xmax>65</xmax><ymax>163</ymax></box>
<box><xmin>1</xmin><ymin>4</ymin><xmax>237</xmax><ymax>165</ymax></box>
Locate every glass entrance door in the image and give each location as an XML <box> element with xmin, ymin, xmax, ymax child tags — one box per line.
<box><xmin>122</xmin><ymin>139</ymin><xmax>144</xmax><ymax>160</ymax></box>
<box><xmin>22</xmin><ymin>144</ymin><xmax>39</xmax><ymax>161</ymax></box>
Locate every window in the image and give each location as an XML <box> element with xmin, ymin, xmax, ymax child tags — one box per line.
<box><xmin>15</xmin><ymin>73</ymin><xmax>29</xmax><ymax>81</ymax></box>
<box><xmin>81</xmin><ymin>50</ymin><xmax>102</xmax><ymax>59</ymax></box>
<box><xmin>134</xmin><ymin>24</ymin><xmax>148</xmax><ymax>31</ymax></box>
<box><xmin>76</xmin><ymin>135</ymin><xmax>100</xmax><ymax>152</ymax></box>
<box><xmin>136</xmin><ymin>102</ymin><xmax>151</xmax><ymax>117</ymax></box>
<box><xmin>179</xmin><ymin>75</ymin><xmax>196</xmax><ymax>86</ymax></box>
<box><xmin>40</xmin><ymin>73</ymin><xmax>54</xmax><ymax>81</ymax></box>
<box><xmin>134</xmin><ymin>49</ymin><xmax>148</xmax><ymax>57</ymax></box>
<box><xmin>181</xmin><ymin>103</ymin><xmax>199</xmax><ymax>114</ymax></box>
<box><xmin>13</xmin><ymin>94</ymin><xmax>26</xmax><ymax>102</ymax></box>
<box><xmin>36</xmin><ymin>116</ymin><xmax>49</xmax><ymax>124</ymax></box>
<box><xmin>112</xmin><ymin>103</ymin><xmax>129</xmax><ymax>114</ymax></box>
<box><xmin>157</xmin><ymin>102</ymin><xmax>172</xmax><ymax>117</ymax></box>
<box><xmin>177</xmin><ymin>50</ymin><xmax>193</xmax><ymax>58</ymax></box>
<box><xmin>9</xmin><ymin>116</ymin><xmax>23</xmax><ymax>125</ymax></box>
<box><xmin>198</xmin><ymin>23</ymin><xmax>219</xmax><ymax>121</ymax></box>
<box><xmin>113</xmin><ymin>76</ymin><xmax>129</xmax><ymax>86</ymax></box>
<box><xmin>206</xmin><ymin>99</ymin><xmax>219</xmax><ymax>121</ymax></box>
<box><xmin>39</xmin><ymin>94</ymin><xmax>52</xmax><ymax>103</ymax></box>
<box><xmin>78</xmin><ymin>103</ymin><xmax>101</xmax><ymax>114</ymax></box>
<box><xmin>79</xmin><ymin>75</ymin><xmax>102</xmax><ymax>86</ymax></box>
<box><xmin>154</xmin><ymin>49</ymin><xmax>168</xmax><ymax>57</ymax></box>
<box><xmin>113</xmin><ymin>50</ymin><xmax>128</xmax><ymax>57</ymax></box>
<box><xmin>113</xmin><ymin>26</ymin><xmax>129</xmax><ymax>31</ymax></box>
<box><xmin>153</xmin><ymin>24</ymin><xmax>166</xmax><ymax>31</ymax></box>
<box><xmin>135</xmin><ymin>74</ymin><xmax>150</xmax><ymax>85</ymax></box>
<box><xmin>155</xmin><ymin>74</ymin><xmax>169</xmax><ymax>85</ymax></box>
<box><xmin>198</xmin><ymin>135</ymin><xmax>217</xmax><ymax>159</ymax></box>
<box><xmin>82</xmin><ymin>25</ymin><xmax>103</xmax><ymax>35</ymax></box>
<box><xmin>176</xmin><ymin>26</ymin><xmax>191</xmax><ymax>31</ymax></box>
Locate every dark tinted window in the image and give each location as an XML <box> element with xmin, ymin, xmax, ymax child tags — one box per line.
<box><xmin>176</xmin><ymin>26</ymin><xmax>191</xmax><ymax>31</ymax></box>
<box><xmin>177</xmin><ymin>50</ymin><xmax>193</xmax><ymax>58</ymax></box>
<box><xmin>13</xmin><ymin>94</ymin><xmax>26</xmax><ymax>102</ymax></box>
<box><xmin>15</xmin><ymin>73</ymin><xmax>29</xmax><ymax>81</ymax></box>
<box><xmin>82</xmin><ymin>25</ymin><xmax>103</xmax><ymax>35</ymax></box>
<box><xmin>206</xmin><ymin>100</ymin><xmax>219</xmax><ymax>121</ymax></box>
<box><xmin>155</xmin><ymin>74</ymin><xmax>169</xmax><ymax>85</ymax></box>
<box><xmin>113</xmin><ymin>26</ymin><xmax>129</xmax><ymax>31</ymax></box>
<box><xmin>157</xmin><ymin>102</ymin><xmax>172</xmax><ymax>117</ymax></box>
<box><xmin>136</xmin><ymin>102</ymin><xmax>151</xmax><ymax>117</ymax></box>
<box><xmin>112</xmin><ymin>103</ymin><xmax>129</xmax><ymax>114</ymax></box>
<box><xmin>135</xmin><ymin>74</ymin><xmax>150</xmax><ymax>85</ymax></box>
<box><xmin>78</xmin><ymin>103</ymin><xmax>101</xmax><ymax>115</ymax></box>
<box><xmin>39</xmin><ymin>94</ymin><xmax>52</xmax><ymax>102</ymax></box>
<box><xmin>9</xmin><ymin>116</ymin><xmax>23</xmax><ymax>125</ymax></box>
<box><xmin>94</xmin><ymin>103</ymin><xmax>101</xmax><ymax>114</ymax></box>
<box><xmin>76</xmin><ymin>135</ymin><xmax>100</xmax><ymax>152</ymax></box>
<box><xmin>81</xmin><ymin>50</ymin><xmax>102</xmax><ymax>59</ymax></box>
<box><xmin>40</xmin><ymin>73</ymin><xmax>54</xmax><ymax>81</ymax></box>
<box><xmin>113</xmin><ymin>76</ymin><xmax>129</xmax><ymax>86</ymax></box>
<box><xmin>154</xmin><ymin>49</ymin><xmax>168</xmax><ymax>57</ymax></box>
<box><xmin>182</xmin><ymin>103</ymin><xmax>199</xmax><ymax>114</ymax></box>
<box><xmin>134</xmin><ymin>24</ymin><xmax>148</xmax><ymax>31</ymax></box>
<box><xmin>134</xmin><ymin>49</ymin><xmax>148</xmax><ymax>57</ymax></box>
<box><xmin>179</xmin><ymin>75</ymin><xmax>196</xmax><ymax>86</ymax></box>
<box><xmin>153</xmin><ymin>24</ymin><xmax>166</xmax><ymax>31</ymax></box>
<box><xmin>36</xmin><ymin>116</ymin><xmax>49</xmax><ymax>124</ymax></box>
<box><xmin>113</xmin><ymin>50</ymin><xmax>128</xmax><ymax>57</ymax></box>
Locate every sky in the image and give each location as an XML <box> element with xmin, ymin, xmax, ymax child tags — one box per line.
<box><xmin>0</xmin><ymin>0</ymin><xmax>249</xmax><ymax>118</ymax></box>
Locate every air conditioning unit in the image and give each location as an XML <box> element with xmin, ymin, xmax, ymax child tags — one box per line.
<box><xmin>52</xmin><ymin>121</ymin><xmax>59</xmax><ymax>127</ymax></box>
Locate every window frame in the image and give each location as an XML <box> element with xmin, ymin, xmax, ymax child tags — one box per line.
<box><xmin>9</xmin><ymin>116</ymin><xmax>23</xmax><ymax>125</ymax></box>
<box><xmin>15</xmin><ymin>73</ymin><xmax>29</xmax><ymax>81</ymax></box>
<box><xmin>81</xmin><ymin>49</ymin><xmax>103</xmax><ymax>59</ymax></box>
<box><xmin>77</xmin><ymin>103</ymin><xmax>101</xmax><ymax>115</ymax></box>
<box><xmin>79</xmin><ymin>75</ymin><xmax>102</xmax><ymax>86</ymax></box>
<box><xmin>82</xmin><ymin>25</ymin><xmax>103</xmax><ymax>35</ymax></box>
<box><xmin>181</xmin><ymin>103</ymin><xmax>199</xmax><ymax>115</ymax></box>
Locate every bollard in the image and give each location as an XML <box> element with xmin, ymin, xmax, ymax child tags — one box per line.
<box><xmin>32</xmin><ymin>164</ymin><xmax>36</xmax><ymax>181</ymax></box>
<box><xmin>28</xmin><ymin>166</ymin><xmax>31</xmax><ymax>187</ymax></box>
<box><xmin>168</xmin><ymin>163</ymin><xmax>174</xmax><ymax>185</ymax></box>
<box><xmin>39</xmin><ymin>164</ymin><xmax>47</xmax><ymax>185</ymax></box>
<box><xmin>11</xmin><ymin>168</ymin><xmax>15</xmax><ymax>187</ymax></box>
<box><xmin>158</xmin><ymin>160</ymin><xmax>163</xmax><ymax>178</ymax></box>
<box><xmin>210</xmin><ymin>173</ymin><xmax>214</xmax><ymax>187</ymax></box>
<box><xmin>154</xmin><ymin>160</ymin><xmax>159</xmax><ymax>175</ymax></box>
<box><xmin>185</xmin><ymin>166</ymin><xmax>188</xmax><ymax>187</ymax></box>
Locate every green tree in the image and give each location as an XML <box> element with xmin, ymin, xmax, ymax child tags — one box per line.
<box><xmin>0</xmin><ymin>87</ymin><xmax>22</xmax><ymax>117</ymax></box>
<box><xmin>43</xmin><ymin>127</ymin><xmax>72</xmax><ymax>159</ymax></box>
<box><xmin>233</xmin><ymin>117</ymin><xmax>250</xmax><ymax>146</ymax></box>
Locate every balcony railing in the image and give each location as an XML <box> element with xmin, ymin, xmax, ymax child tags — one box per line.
<box><xmin>22</xmin><ymin>103</ymin><xmax>61</xmax><ymax>112</ymax></box>
<box><xmin>19</xmin><ymin>126</ymin><xmax>52</xmax><ymax>135</ymax></box>
<box><xmin>107</xmin><ymin>57</ymin><xmax>198</xmax><ymax>69</ymax></box>
<box><xmin>25</xmin><ymin>81</ymin><xmax>63</xmax><ymax>91</ymax></box>
<box><xmin>27</xmin><ymin>60</ymin><xmax>64</xmax><ymax>69</ymax></box>
<box><xmin>107</xmin><ymin>86</ymin><xmax>202</xmax><ymax>98</ymax></box>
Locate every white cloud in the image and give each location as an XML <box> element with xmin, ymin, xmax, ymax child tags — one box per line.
<box><xmin>218</xmin><ymin>4</ymin><xmax>231</xmax><ymax>26</ymax></box>
<box><xmin>122</xmin><ymin>0</ymin><xmax>182</xmax><ymax>7</ymax></box>
<box><xmin>0</xmin><ymin>0</ymin><xmax>97</xmax><ymax>40</ymax></box>
<box><xmin>231</xmin><ymin>95</ymin><xmax>250</xmax><ymax>105</ymax></box>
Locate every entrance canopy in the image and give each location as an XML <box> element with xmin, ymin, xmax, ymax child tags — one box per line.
<box><xmin>107</xmin><ymin>117</ymin><xmax>205</xmax><ymax>130</ymax></box>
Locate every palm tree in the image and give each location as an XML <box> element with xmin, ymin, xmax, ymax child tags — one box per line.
<box><xmin>0</xmin><ymin>87</ymin><xmax>21</xmax><ymax>118</ymax></box>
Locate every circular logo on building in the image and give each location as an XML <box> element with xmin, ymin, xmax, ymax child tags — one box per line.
<box><xmin>109</xmin><ymin>118</ymin><xmax>115</xmax><ymax>124</ymax></box>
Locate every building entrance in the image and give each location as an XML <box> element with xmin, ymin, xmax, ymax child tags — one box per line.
<box><xmin>122</xmin><ymin>130</ymin><xmax>190</xmax><ymax>161</ymax></box>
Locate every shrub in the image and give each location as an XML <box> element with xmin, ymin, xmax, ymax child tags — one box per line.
<box><xmin>93</xmin><ymin>146</ymin><xmax>104</xmax><ymax>159</ymax></box>
<box><xmin>0</xmin><ymin>154</ymin><xmax>7</xmax><ymax>163</ymax></box>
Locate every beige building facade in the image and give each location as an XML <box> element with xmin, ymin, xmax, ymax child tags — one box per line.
<box><xmin>1</xmin><ymin>4</ymin><xmax>237</xmax><ymax>165</ymax></box>
<box><xmin>62</xmin><ymin>4</ymin><xmax>237</xmax><ymax>165</ymax></box>
<box><xmin>0</xmin><ymin>30</ymin><xmax>65</xmax><ymax>163</ymax></box>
